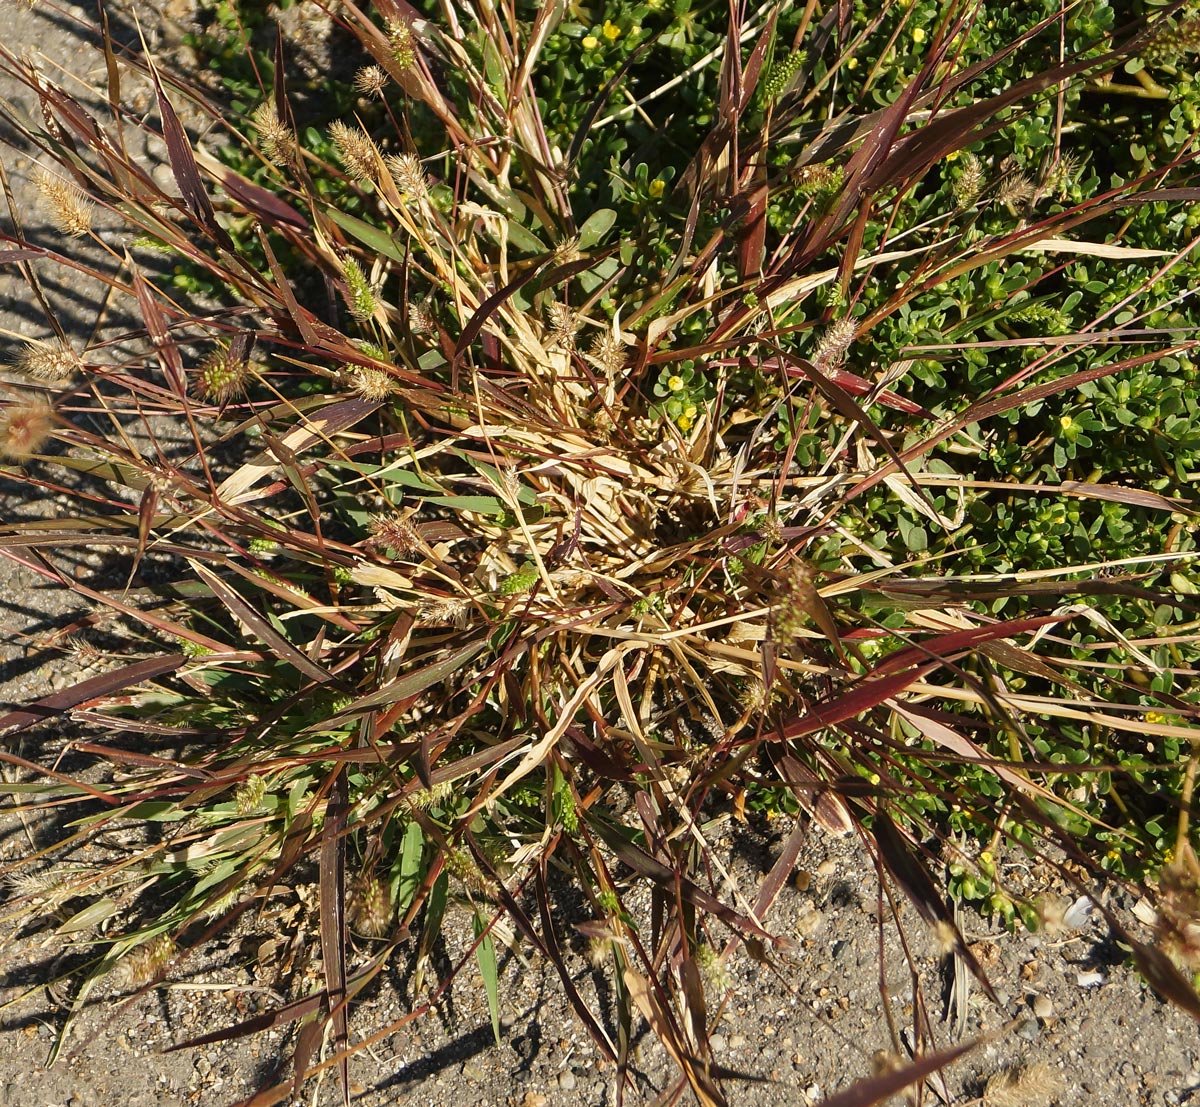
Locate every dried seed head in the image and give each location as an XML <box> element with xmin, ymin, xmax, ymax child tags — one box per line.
<box><xmin>407</xmin><ymin>298</ymin><xmax>436</xmax><ymax>335</ymax></box>
<box><xmin>349</xmin><ymin>874</ymin><xmax>392</xmax><ymax>937</ymax></box>
<box><xmin>353</xmin><ymin>64</ymin><xmax>389</xmax><ymax>99</ymax></box>
<box><xmin>65</xmin><ymin>636</ymin><xmax>105</xmax><ymax>667</ymax></box>
<box><xmin>388</xmin><ymin>20</ymin><xmax>416</xmax><ymax>70</ymax></box>
<box><xmin>385</xmin><ymin>153</ymin><xmax>430</xmax><ymax>201</ymax></box>
<box><xmin>586</xmin><ymin>935</ymin><xmax>612</xmax><ymax>970</ymax></box>
<box><xmin>545</xmin><ymin>301</ymin><xmax>580</xmax><ymax>350</ymax></box>
<box><xmin>368</xmin><ymin>511</ymin><xmax>421</xmax><ymax>555</ymax></box>
<box><xmin>694</xmin><ymin>943</ymin><xmax>733</xmax><ymax>995</ymax></box>
<box><xmin>812</xmin><ymin>317</ymin><xmax>856</xmax><ymax>367</ymax></box>
<box><xmin>0</xmin><ymin>395</ymin><xmax>53</xmax><ymax>460</ymax></box>
<box><xmin>5</xmin><ymin>867</ymin><xmax>73</xmax><ymax>909</ymax></box>
<box><xmin>952</xmin><ymin>152</ymin><xmax>985</xmax><ymax>208</ymax></box>
<box><xmin>587</xmin><ymin>328</ymin><xmax>627</xmax><ymax>377</ymax></box>
<box><xmin>736</xmin><ymin>676</ymin><xmax>771</xmax><ymax>713</ymax></box>
<box><xmin>251</xmin><ymin>101</ymin><xmax>297</xmax><ymax>166</ymax></box>
<box><xmin>329</xmin><ymin>120</ymin><xmax>380</xmax><ymax>183</ymax></box>
<box><xmin>994</xmin><ymin>164</ymin><xmax>1037</xmax><ymax>208</ymax></box>
<box><xmin>553</xmin><ymin>234</ymin><xmax>582</xmax><ymax>265</ymax></box>
<box><xmin>110</xmin><ymin>934</ymin><xmax>176</xmax><ymax>990</ymax></box>
<box><xmin>341</xmin><ymin>256</ymin><xmax>378</xmax><ymax>321</ymax></box>
<box><xmin>934</xmin><ymin>918</ymin><xmax>959</xmax><ymax>957</ymax></box>
<box><xmin>982</xmin><ymin>1063</ymin><xmax>1065</xmax><ymax>1107</ymax></box>
<box><xmin>11</xmin><ymin>339</ymin><xmax>81</xmax><ymax>383</ymax></box>
<box><xmin>35</xmin><ymin>168</ymin><xmax>92</xmax><ymax>237</ymax></box>
<box><xmin>348</xmin><ymin>366</ymin><xmax>399</xmax><ymax>402</ymax></box>
<box><xmin>415</xmin><ymin>596</ymin><xmax>470</xmax><ymax>627</ymax></box>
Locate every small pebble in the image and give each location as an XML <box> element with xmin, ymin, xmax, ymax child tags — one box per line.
<box><xmin>557</xmin><ymin>1071</ymin><xmax>577</xmax><ymax>1092</ymax></box>
<box><xmin>1032</xmin><ymin>994</ymin><xmax>1053</xmax><ymax>1020</ymax></box>
<box><xmin>730</xmin><ymin>1034</ymin><xmax>747</xmax><ymax>1049</ymax></box>
<box><xmin>1016</xmin><ymin>1019</ymin><xmax>1040</xmax><ymax>1042</ymax></box>
<box><xmin>710</xmin><ymin>1034</ymin><xmax>726</xmax><ymax>1053</ymax></box>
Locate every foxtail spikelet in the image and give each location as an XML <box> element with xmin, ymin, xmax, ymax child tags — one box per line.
<box><xmin>588</xmin><ymin>329</ymin><xmax>627</xmax><ymax>377</ymax></box>
<box><xmin>415</xmin><ymin>596</ymin><xmax>470</xmax><ymax>627</ymax></box>
<box><xmin>368</xmin><ymin>511</ymin><xmax>421</xmax><ymax>555</ymax></box>
<box><xmin>341</xmin><ymin>256</ymin><xmax>378</xmax><ymax>321</ymax></box>
<box><xmin>385</xmin><ymin>153</ymin><xmax>430</xmax><ymax>201</ymax></box>
<box><xmin>354</xmin><ymin>65</ymin><xmax>389</xmax><ymax>99</ymax></box>
<box><xmin>983</xmin><ymin>1063</ymin><xmax>1065</xmax><ymax>1107</ymax></box>
<box><xmin>348</xmin><ymin>366</ymin><xmax>399</xmax><ymax>402</ymax></box>
<box><xmin>444</xmin><ymin>847</ymin><xmax>498</xmax><ymax>896</ymax></box>
<box><xmin>330</xmin><ymin>120</ymin><xmax>380</xmax><ymax>183</ymax></box>
<box><xmin>405</xmin><ymin>779</ymin><xmax>453</xmax><ymax>810</ymax></box>
<box><xmin>111</xmin><ymin>934</ymin><xmax>176</xmax><ymax>990</ymax></box>
<box><xmin>408</xmin><ymin>298</ymin><xmax>436</xmax><ymax>335</ymax></box>
<box><xmin>812</xmin><ymin>317</ymin><xmax>856</xmax><ymax>367</ymax></box>
<box><xmin>349</xmin><ymin>874</ymin><xmax>392</xmax><ymax>937</ymax></box>
<box><xmin>545</xmin><ymin>301</ymin><xmax>580</xmax><ymax>349</ymax></box>
<box><xmin>994</xmin><ymin>163</ymin><xmax>1036</xmax><ymax>208</ymax></box>
<box><xmin>388</xmin><ymin>20</ymin><xmax>416</xmax><ymax>70</ymax></box>
<box><xmin>235</xmin><ymin>773</ymin><xmax>267</xmax><ymax>815</ymax></box>
<box><xmin>953</xmin><ymin>152</ymin><xmax>985</xmax><ymax>207</ymax></box>
<box><xmin>35</xmin><ymin>169</ymin><xmax>92</xmax><ymax>237</ymax></box>
<box><xmin>694</xmin><ymin>943</ymin><xmax>733</xmax><ymax>995</ymax></box>
<box><xmin>554</xmin><ymin>234</ymin><xmax>582</xmax><ymax>264</ymax></box>
<box><xmin>195</xmin><ymin>343</ymin><xmax>251</xmax><ymax>403</ymax></box>
<box><xmin>12</xmin><ymin>339</ymin><xmax>81</xmax><ymax>383</ymax></box>
<box><xmin>251</xmin><ymin>101</ymin><xmax>297</xmax><ymax>166</ymax></box>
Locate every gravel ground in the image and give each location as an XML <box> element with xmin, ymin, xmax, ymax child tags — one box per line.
<box><xmin>1</xmin><ymin>4</ymin><xmax>1198</xmax><ymax>1106</ymax></box>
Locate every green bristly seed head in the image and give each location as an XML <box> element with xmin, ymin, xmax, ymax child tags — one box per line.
<box><xmin>342</xmin><ymin>256</ymin><xmax>378</xmax><ymax>321</ymax></box>
<box><xmin>497</xmin><ymin>563</ymin><xmax>539</xmax><ymax>595</ymax></box>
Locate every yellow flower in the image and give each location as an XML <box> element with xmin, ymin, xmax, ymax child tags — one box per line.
<box><xmin>582</xmin><ymin>34</ymin><xmax>599</xmax><ymax>49</ymax></box>
<box><xmin>1060</xmin><ymin>414</ymin><xmax>1074</xmax><ymax>431</ymax></box>
<box><xmin>649</xmin><ymin>179</ymin><xmax>666</xmax><ymax>198</ymax></box>
<box><xmin>667</xmin><ymin>374</ymin><xmax>685</xmax><ymax>391</ymax></box>
<box><xmin>602</xmin><ymin>19</ymin><xmax>621</xmax><ymax>41</ymax></box>
<box><xmin>846</xmin><ymin>57</ymin><xmax>858</xmax><ymax>70</ymax></box>
<box><xmin>912</xmin><ymin>27</ymin><xmax>926</xmax><ymax>44</ymax></box>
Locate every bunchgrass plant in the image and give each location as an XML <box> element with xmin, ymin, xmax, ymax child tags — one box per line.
<box><xmin>4</xmin><ymin>0</ymin><xmax>1200</xmax><ymax>1103</ymax></box>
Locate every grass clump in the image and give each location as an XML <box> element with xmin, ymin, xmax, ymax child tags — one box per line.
<box><xmin>2</xmin><ymin>1</ymin><xmax>1200</xmax><ymax>1103</ymax></box>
